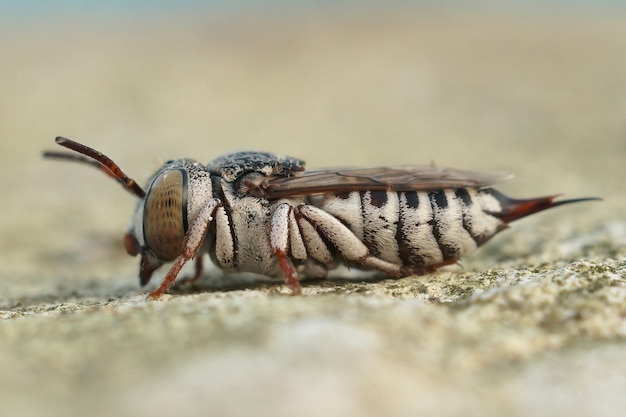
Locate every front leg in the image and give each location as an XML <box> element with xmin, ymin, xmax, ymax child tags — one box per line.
<box><xmin>148</xmin><ymin>199</ymin><xmax>221</xmax><ymax>299</ymax></box>
<box><xmin>172</xmin><ymin>256</ymin><xmax>204</xmax><ymax>289</ymax></box>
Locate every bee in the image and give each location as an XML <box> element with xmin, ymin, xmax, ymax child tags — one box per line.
<box><xmin>43</xmin><ymin>137</ymin><xmax>598</xmax><ymax>298</ymax></box>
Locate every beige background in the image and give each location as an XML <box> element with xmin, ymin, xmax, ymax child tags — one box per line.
<box><xmin>1</xmin><ymin>6</ymin><xmax>625</xmax><ymax>417</ymax></box>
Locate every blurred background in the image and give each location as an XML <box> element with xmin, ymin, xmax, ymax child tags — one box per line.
<box><xmin>1</xmin><ymin>2</ymin><xmax>626</xmax><ymax>417</ymax></box>
<box><xmin>1</xmin><ymin>0</ymin><xmax>625</xmax><ymax>299</ymax></box>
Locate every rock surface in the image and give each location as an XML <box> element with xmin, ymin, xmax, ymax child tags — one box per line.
<box><xmin>1</xmin><ymin>7</ymin><xmax>625</xmax><ymax>417</ymax></box>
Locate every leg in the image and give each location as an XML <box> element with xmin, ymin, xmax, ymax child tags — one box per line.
<box><xmin>148</xmin><ymin>199</ymin><xmax>220</xmax><ymax>299</ymax></box>
<box><xmin>296</xmin><ymin>205</ymin><xmax>405</xmax><ymax>277</ymax></box>
<box><xmin>174</xmin><ymin>256</ymin><xmax>204</xmax><ymax>288</ymax></box>
<box><xmin>274</xmin><ymin>249</ymin><xmax>302</xmax><ymax>295</ymax></box>
<box><xmin>400</xmin><ymin>258</ymin><xmax>459</xmax><ymax>277</ymax></box>
<box><xmin>270</xmin><ymin>203</ymin><xmax>302</xmax><ymax>294</ymax></box>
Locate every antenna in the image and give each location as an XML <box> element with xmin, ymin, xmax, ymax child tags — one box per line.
<box><xmin>43</xmin><ymin>137</ymin><xmax>146</xmax><ymax>198</ymax></box>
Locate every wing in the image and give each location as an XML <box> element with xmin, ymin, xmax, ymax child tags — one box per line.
<box><xmin>252</xmin><ymin>165</ymin><xmax>511</xmax><ymax>199</ymax></box>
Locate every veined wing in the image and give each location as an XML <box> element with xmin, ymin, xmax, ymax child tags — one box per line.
<box><xmin>252</xmin><ymin>165</ymin><xmax>511</xmax><ymax>199</ymax></box>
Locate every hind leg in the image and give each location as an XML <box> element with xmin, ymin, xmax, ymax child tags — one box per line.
<box><xmin>295</xmin><ymin>205</ymin><xmax>406</xmax><ymax>277</ymax></box>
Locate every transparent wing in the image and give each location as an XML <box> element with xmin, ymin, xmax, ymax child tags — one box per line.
<box><xmin>253</xmin><ymin>165</ymin><xmax>511</xmax><ymax>198</ymax></box>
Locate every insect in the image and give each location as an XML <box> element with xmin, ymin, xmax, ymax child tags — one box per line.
<box><xmin>43</xmin><ymin>137</ymin><xmax>598</xmax><ymax>298</ymax></box>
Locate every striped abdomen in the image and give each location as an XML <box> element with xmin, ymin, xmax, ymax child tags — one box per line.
<box><xmin>315</xmin><ymin>188</ymin><xmax>537</xmax><ymax>269</ymax></box>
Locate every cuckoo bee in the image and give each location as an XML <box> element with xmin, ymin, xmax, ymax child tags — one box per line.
<box><xmin>43</xmin><ymin>137</ymin><xmax>598</xmax><ymax>298</ymax></box>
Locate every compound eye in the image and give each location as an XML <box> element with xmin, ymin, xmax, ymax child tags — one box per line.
<box><xmin>143</xmin><ymin>169</ymin><xmax>188</xmax><ymax>261</ymax></box>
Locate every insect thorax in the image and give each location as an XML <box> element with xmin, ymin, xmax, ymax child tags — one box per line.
<box><xmin>206</xmin><ymin>151</ymin><xmax>305</xmax><ymax>182</ymax></box>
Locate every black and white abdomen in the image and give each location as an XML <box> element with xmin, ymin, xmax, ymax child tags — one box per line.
<box><xmin>315</xmin><ymin>188</ymin><xmax>508</xmax><ymax>269</ymax></box>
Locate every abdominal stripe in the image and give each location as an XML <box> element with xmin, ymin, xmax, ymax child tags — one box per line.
<box><xmin>455</xmin><ymin>188</ymin><xmax>487</xmax><ymax>246</ymax></box>
<box><xmin>395</xmin><ymin>191</ymin><xmax>426</xmax><ymax>266</ymax></box>
<box><xmin>359</xmin><ymin>191</ymin><xmax>381</xmax><ymax>256</ymax></box>
<box><xmin>429</xmin><ymin>190</ymin><xmax>458</xmax><ymax>260</ymax></box>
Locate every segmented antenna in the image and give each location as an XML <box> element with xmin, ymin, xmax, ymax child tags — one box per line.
<box><xmin>43</xmin><ymin>137</ymin><xmax>146</xmax><ymax>198</ymax></box>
